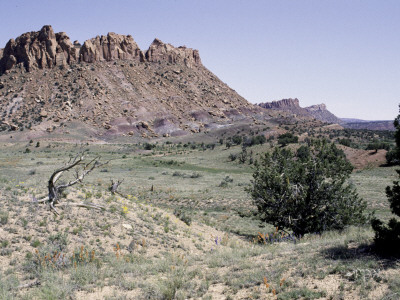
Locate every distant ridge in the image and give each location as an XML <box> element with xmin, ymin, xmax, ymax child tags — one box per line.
<box><xmin>341</xmin><ymin>119</ymin><xmax>394</xmax><ymax>131</ymax></box>
<box><xmin>258</xmin><ymin>98</ymin><xmax>342</xmax><ymax>124</ymax></box>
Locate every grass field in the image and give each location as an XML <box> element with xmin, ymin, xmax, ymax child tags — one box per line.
<box><xmin>0</xmin><ymin>140</ymin><xmax>399</xmax><ymax>299</ymax></box>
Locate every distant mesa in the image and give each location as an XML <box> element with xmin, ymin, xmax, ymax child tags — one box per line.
<box><xmin>258</xmin><ymin>98</ymin><xmax>301</xmax><ymax>110</ymax></box>
<box><xmin>0</xmin><ymin>25</ymin><xmax>202</xmax><ymax>74</ymax></box>
<box><xmin>258</xmin><ymin>98</ymin><xmax>342</xmax><ymax>124</ymax></box>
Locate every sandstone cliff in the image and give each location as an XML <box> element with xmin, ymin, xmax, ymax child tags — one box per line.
<box><xmin>258</xmin><ymin>98</ymin><xmax>310</xmax><ymax>117</ymax></box>
<box><xmin>79</xmin><ymin>33</ymin><xmax>144</xmax><ymax>63</ymax></box>
<box><xmin>145</xmin><ymin>38</ymin><xmax>201</xmax><ymax>68</ymax></box>
<box><xmin>0</xmin><ymin>26</ymin><xmax>202</xmax><ymax>74</ymax></box>
<box><xmin>0</xmin><ymin>25</ymin><xmax>78</xmax><ymax>73</ymax></box>
<box><xmin>258</xmin><ymin>98</ymin><xmax>300</xmax><ymax>109</ymax></box>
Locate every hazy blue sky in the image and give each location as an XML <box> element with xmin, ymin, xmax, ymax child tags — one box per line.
<box><xmin>1</xmin><ymin>0</ymin><xmax>399</xmax><ymax>120</ymax></box>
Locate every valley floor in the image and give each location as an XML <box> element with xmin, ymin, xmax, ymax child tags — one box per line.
<box><xmin>0</xmin><ymin>141</ymin><xmax>399</xmax><ymax>299</ymax></box>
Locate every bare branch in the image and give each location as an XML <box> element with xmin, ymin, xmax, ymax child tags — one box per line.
<box><xmin>57</xmin><ymin>202</ymin><xmax>105</xmax><ymax>210</ymax></box>
<box><xmin>109</xmin><ymin>179</ymin><xmax>124</xmax><ymax>195</ymax></box>
<box><xmin>18</xmin><ymin>279</ymin><xmax>41</xmax><ymax>289</ymax></box>
<box><xmin>39</xmin><ymin>151</ymin><xmax>108</xmax><ymax>215</ymax></box>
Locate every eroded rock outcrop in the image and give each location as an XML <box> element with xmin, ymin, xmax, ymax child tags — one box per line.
<box><xmin>0</xmin><ymin>26</ymin><xmax>203</xmax><ymax>73</ymax></box>
<box><xmin>0</xmin><ymin>25</ymin><xmax>78</xmax><ymax>73</ymax></box>
<box><xmin>305</xmin><ymin>103</ymin><xmax>343</xmax><ymax>124</ymax></box>
<box><xmin>258</xmin><ymin>98</ymin><xmax>342</xmax><ymax>124</ymax></box>
<box><xmin>79</xmin><ymin>33</ymin><xmax>144</xmax><ymax>63</ymax></box>
<box><xmin>305</xmin><ymin>103</ymin><xmax>326</xmax><ymax>112</ymax></box>
<box><xmin>145</xmin><ymin>38</ymin><xmax>201</xmax><ymax>68</ymax></box>
<box><xmin>258</xmin><ymin>98</ymin><xmax>300</xmax><ymax>109</ymax></box>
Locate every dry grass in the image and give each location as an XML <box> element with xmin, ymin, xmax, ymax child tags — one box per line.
<box><xmin>0</xmin><ymin>141</ymin><xmax>398</xmax><ymax>299</ymax></box>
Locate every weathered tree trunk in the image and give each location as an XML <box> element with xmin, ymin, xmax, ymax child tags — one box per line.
<box><xmin>36</xmin><ymin>151</ymin><xmax>108</xmax><ymax>214</ymax></box>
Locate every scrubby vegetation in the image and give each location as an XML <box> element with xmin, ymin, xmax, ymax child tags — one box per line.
<box><xmin>0</xmin><ymin>123</ymin><xmax>398</xmax><ymax>299</ymax></box>
<box><xmin>248</xmin><ymin>140</ymin><xmax>367</xmax><ymax>235</ymax></box>
<box><xmin>372</xmin><ymin>108</ymin><xmax>400</xmax><ymax>255</ymax></box>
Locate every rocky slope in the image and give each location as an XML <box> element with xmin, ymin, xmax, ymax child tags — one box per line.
<box><xmin>0</xmin><ymin>25</ymin><xmax>260</xmax><ymax>139</ymax></box>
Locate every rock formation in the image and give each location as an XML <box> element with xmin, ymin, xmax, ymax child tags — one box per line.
<box><xmin>145</xmin><ymin>38</ymin><xmax>201</xmax><ymax>68</ymax></box>
<box><xmin>0</xmin><ymin>26</ymin><xmax>202</xmax><ymax>74</ymax></box>
<box><xmin>79</xmin><ymin>33</ymin><xmax>144</xmax><ymax>63</ymax></box>
<box><xmin>0</xmin><ymin>25</ymin><xmax>256</xmax><ymax>138</ymax></box>
<box><xmin>0</xmin><ymin>25</ymin><xmax>78</xmax><ymax>73</ymax></box>
<box><xmin>258</xmin><ymin>99</ymin><xmax>342</xmax><ymax>124</ymax></box>
<box><xmin>258</xmin><ymin>98</ymin><xmax>310</xmax><ymax>117</ymax></box>
<box><xmin>258</xmin><ymin>98</ymin><xmax>300</xmax><ymax>109</ymax></box>
<box><xmin>305</xmin><ymin>103</ymin><xmax>343</xmax><ymax>124</ymax></box>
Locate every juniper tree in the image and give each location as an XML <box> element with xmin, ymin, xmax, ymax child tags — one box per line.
<box><xmin>372</xmin><ymin>106</ymin><xmax>400</xmax><ymax>255</ymax></box>
<box><xmin>247</xmin><ymin>140</ymin><xmax>367</xmax><ymax>235</ymax></box>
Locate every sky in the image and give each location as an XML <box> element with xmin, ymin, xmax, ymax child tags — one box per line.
<box><xmin>0</xmin><ymin>0</ymin><xmax>399</xmax><ymax>120</ymax></box>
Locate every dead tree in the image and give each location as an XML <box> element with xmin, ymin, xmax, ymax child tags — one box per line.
<box><xmin>109</xmin><ymin>179</ymin><xmax>124</xmax><ymax>195</ymax></box>
<box><xmin>36</xmin><ymin>151</ymin><xmax>108</xmax><ymax>215</ymax></box>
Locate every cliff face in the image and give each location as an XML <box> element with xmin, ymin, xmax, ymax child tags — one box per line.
<box><xmin>258</xmin><ymin>98</ymin><xmax>300</xmax><ymax>109</ymax></box>
<box><xmin>258</xmin><ymin>98</ymin><xmax>310</xmax><ymax>117</ymax></box>
<box><xmin>79</xmin><ymin>33</ymin><xmax>144</xmax><ymax>63</ymax></box>
<box><xmin>145</xmin><ymin>38</ymin><xmax>201</xmax><ymax>68</ymax></box>
<box><xmin>0</xmin><ymin>25</ymin><xmax>202</xmax><ymax>74</ymax></box>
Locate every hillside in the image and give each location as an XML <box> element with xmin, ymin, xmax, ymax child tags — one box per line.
<box><xmin>0</xmin><ymin>25</ymin><xmax>262</xmax><ymax>139</ymax></box>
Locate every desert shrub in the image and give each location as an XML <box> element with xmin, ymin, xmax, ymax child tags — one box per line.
<box><xmin>238</xmin><ymin>147</ymin><xmax>248</xmax><ymax>164</ymax></box>
<box><xmin>372</xmin><ymin>107</ymin><xmax>400</xmax><ymax>255</ymax></box>
<box><xmin>173</xmin><ymin>208</ymin><xmax>192</xmax><ymax>226</ymax></box>
<box><xmin>277</xmin><ymin>132</ymin><xmax>298</xmax><ymax>147</ymax></box>
<box><xmin>206</xmin><ymin>143</ymin><xmax>216</xmax><ymax>150</ymax></box>
<box><xmin>243</xmin><ymin>135</ymin><xmax>267</xmax><ymax>147</ymax></box>
<box><xmin>338</xmin><ymin>138</ymin><xmax>352</xmax><ymax>147</ymax></box>
<box><xmin>144</xmin><ymin>143</ymin><xmax>156</xmax><ymax>150</ymax></box>
<box><xmin>218</xmin><ymin>176</ymin><xmax>233</xmax><ymax>188</ymax></box>
<box><xmin>228</xmin><ymin>153</ymin><xmax>237</xmax><ymax>161</ymax></box>
<box><xmin>247</xmin><ymin>140</ymin><xmax>367</xmax><ymax>235</ymax></box>
<box><xmin>365</xmin><ymin>141</ymin><xmax>391</xmax><ymax>151</ymax></box>
<box><xmin>172</xmin><ymin>171</ymin><xmax>184</xmax><ymax>177</ymax></box>
<box><xmin>190</xmin><ymin>172</ymin><xmax>202</xmax><ymax>178</ymax></box>
<box><xmin>0</xmin><ymin>211</ymin><xmax>8</xmax><ymax>225</ymax></box>
<box><xmin>386</xmin><ymin>149</ymin><xmax>399</xmax><ymax>165</ymax></box>
<box><xmin>231</xmin><ymin>135</ymin><xmax>243</xmax><ymax>145</ymax></box>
